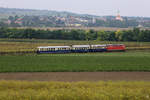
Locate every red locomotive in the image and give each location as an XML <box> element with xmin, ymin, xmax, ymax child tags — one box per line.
<box><xmin>106</xmin><ymin>44</ymin><xmax>126</xmax><ymax>51</ymax></box>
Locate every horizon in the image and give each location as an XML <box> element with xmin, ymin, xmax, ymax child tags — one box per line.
<box><xmin>1</xmin><ymin>7</ymin><xmax>150</xmax><ymax>18</ymax></box>
<box><xmin>0</xmin><ymin>0</ymin><xmax>150</xmax><ymax>17</ymax></box>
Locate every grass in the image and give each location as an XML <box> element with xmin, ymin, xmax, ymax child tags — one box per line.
<box><xmin>0</xmin><ymin>81</ymin><xmax>150</xmax><ymax>100</ymax></box>
<box><xmin>0</xmin><ymin>51</ymin><xmax>150</xmax><ymax>72</ymax></box>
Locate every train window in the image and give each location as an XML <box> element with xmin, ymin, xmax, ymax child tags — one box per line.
<box><xmin>51</xmin><ymin>48</ymin><xmax>55</xmax><ymax>51</ymax></box>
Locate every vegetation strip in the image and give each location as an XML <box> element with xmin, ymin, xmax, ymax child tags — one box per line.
<box><xmin>0</xmin><ymin>81</ymin><xmax>150</xmax><ymax>100</ymax></box>
<box><xmin>0</xmin><ymin>27</ymin><xmax>150</xmax><ymax>42</ymax></box>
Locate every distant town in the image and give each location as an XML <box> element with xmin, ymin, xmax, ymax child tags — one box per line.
<box><xmin>0</xmin><ymin>7</ymin><xmax>150</xmax><ymax>28</ymax></box>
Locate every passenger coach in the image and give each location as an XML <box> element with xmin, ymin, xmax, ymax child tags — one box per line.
<box><xmin>72</xmin><ymin>45</ymin><xmax>90</xmax><ymax>53</ymax></box>
<box><xmin>90</xmin><ymin>45</ymin><xmax>107</xmax><ymax>52</ymax></box>
<box><xmin>37</xmin><ymin>46</ymin><xmax>71</xmax><ymax>54</ymax></box>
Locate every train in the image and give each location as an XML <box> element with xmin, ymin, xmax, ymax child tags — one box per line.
<box><xmin>37</xmin><ymin>44</ymin><xmax>126</xmax><ymax>54</ymax></box>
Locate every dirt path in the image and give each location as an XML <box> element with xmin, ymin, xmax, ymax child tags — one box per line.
<box><xmin>0</xmin><ymin>72</ymin><xmax>150</xmax><ymax>81</ymax></box>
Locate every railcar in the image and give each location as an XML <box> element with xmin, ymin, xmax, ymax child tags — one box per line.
<box><xmin>37</xmin><ymin>46</ymin><xmax>71</xmax><ymax>54</ymax></box>
<box><xmin>71</xmin><ymin>45</ymin><xmax>90</xmax><ymax>53</ymax></box>
<box><xmin>90</xmin><ymin>45</ymin><xmax>107</xmax><ymax>52</ymax></box>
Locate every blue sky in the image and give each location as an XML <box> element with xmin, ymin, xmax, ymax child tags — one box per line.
<box><xmin>1</xmin><ymin>0</ymin><xmax>150</xmax><ymax>17</ymax></box>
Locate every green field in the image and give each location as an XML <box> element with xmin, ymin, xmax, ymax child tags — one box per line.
<box><xmin>0</xmin><ymin>51</ymin><xmax>150</xmax><ymax>72</ymax></box>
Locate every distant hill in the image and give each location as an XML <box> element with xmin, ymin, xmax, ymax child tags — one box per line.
<box><xmin>0</xmin><ymin>7</ymin><xmax>96</xmax><ymax>18</ymax></box>
<box><xmin>0</xmin><ymin>7</ymin><xmax>150</xmax><ymax>28</ymax></box>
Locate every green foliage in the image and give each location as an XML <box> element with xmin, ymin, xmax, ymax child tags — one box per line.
<box><xmin>0</xmin><ymin>27</ymin><xmax>150</xmax><ymax>41</ymax></box>
<box><xmin>115</xmin><ymin>30</ymin><xmax>123</xmax><ymax>41</ymax></box>
<box><xmin>0</xmin><ymin>51</ymin><xmax>150</xmax><ymax>72</ymax></box>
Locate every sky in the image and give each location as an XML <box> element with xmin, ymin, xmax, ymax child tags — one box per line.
<box><xmin>0</xmin><ymin>0</ymin><xmax>150</xmax><ymax>17</ymax></box>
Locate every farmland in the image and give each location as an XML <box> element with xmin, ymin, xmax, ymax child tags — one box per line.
<box><xmin>0</xmin><ymin>51</ymin><xmax>150</xmax><ymax>72</ymax></box>
<box><xmin>0</xmin><ymin>81</ymin><xmax>150</xmax><ymax>100</ymax></box>
<box><xmin>0</xmin><ymin>39</ymin><xmax>150</xmax><ymax>100</ymax></box>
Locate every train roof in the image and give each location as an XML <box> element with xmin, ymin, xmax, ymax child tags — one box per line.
<box><xmin>91</xmin><ymin>44</ymin><xmax>106</xmax><ymax>47</ymax></box>
<box><xmin>37</xmin><ymin>44</ymin><xmax>125</xmax><ymax>49</ymax></box>
<box><xmin>38</xmin><ymin>46</ymin><xmax>70</xmax><ymax>49</ymax></box>
<box><xmin>106</xmin><ymin>44</ymin><xmax>125</xmax><ymax>46</ymax></box>
<box><xmin>72</xmin><ymin>45</ymin><xmax>90</xmax><ymax>48</ymax></box>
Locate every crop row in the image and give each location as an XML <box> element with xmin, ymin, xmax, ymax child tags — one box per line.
<box><xmin>0</xmin><ymin>81</ymin><xmax>150</xmax><ymax>100</ymax></box>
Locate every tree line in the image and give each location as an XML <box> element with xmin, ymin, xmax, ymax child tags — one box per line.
<box><xmin>0</xmin><ymin>27</ymin><xmax>150</xmax><ymax>42</ymax></box>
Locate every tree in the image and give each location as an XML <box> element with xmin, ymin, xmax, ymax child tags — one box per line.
<box><xmin>115</xmin><ymin>30</ymin><xmax>123</xmax><ymax>41</ymax></box>
<box><xmin>132</xmin><ymin>28</ymin><xmax>140</xmax><ymax>41</ymax></box>
<box><xmin>97</xmin><ymin>30</ymin><xmax>106</xmax><ymax>41</ymax></box>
